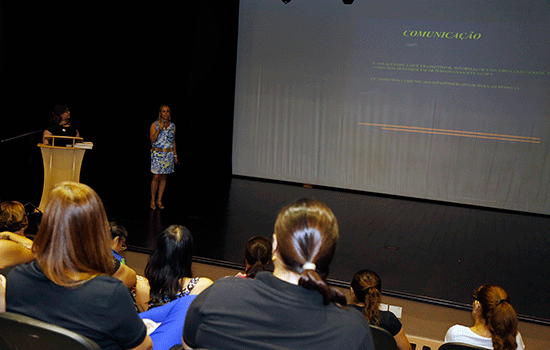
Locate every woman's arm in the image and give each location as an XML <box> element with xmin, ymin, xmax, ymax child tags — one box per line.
<box><xmin>189</xmin><ymin>277</ymin><xmax>213</xmax><ymax>295</ymax></box>
<box><xmin>150</xmin><ymin>121</ymin><xmax>162</xmax><ymax>143</ymax></box>
<box><xmin>112</xmin><ymin>263</ymin><xmax>137</xmax><ymax>290</ymax></box>
<box><xmin>173</xmin><ymin>126</ymin><xmax>177</xmax><ymax>161</ymax></box>
<box><xmin>135</xmin><ymin>276</ymin><xmax>151</xmax><ymax>313</ymax></box>
<box><xmin>0</xmin><ymin>233</ymin><xmax>34</xmax><ymax>269</ymax></box>
<box><xmin>128</xmin><ymin>335</ymin><xmax>153</xmax><ymax>350</ymax></box>
<box><xmin>0</xmin><ymin>231</ymin><xmax>33</xmax><ymax>249</ymax></box>
<box><xmin>394</xmin><ymin>328</ymin><xmax>412</xmax><ymax>350</ymax></box>
<box><xmin>43</xmin><ymin>129</ymin><xmax>52</xmax><ymax>144</ymax></box>
<box><xmin>0</xmin><ymin>274</ymin><xmax>6</xmax><ymax>313</ymax></box>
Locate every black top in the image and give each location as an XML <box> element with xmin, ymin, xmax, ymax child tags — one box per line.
<box><xmin>46</xmin><ymin>121</ymin><xmax>78</xmax><ymax>138</ymax></box>
<box><xmin>6</xmin><ymin>261</ymin><xmax>147</xmax><ymax>350</ymax></box>
<box><xmin>184</xmin><ymin>271</ymin><xmax>375</xmax><ymax>350</ymax></box>
<box><xmin>349</xmin><ymin>304</ymin><xmax>403</xmax><ymax>336</ymax></box>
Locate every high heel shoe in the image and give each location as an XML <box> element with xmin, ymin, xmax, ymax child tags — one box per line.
<box><xmin>156</xmin><ymin>202</ymin><xmax>164</xmax><ymax>209</ymax></box>
<box><xmin>150</xmin><ymin>201</ymin><xmax>156</xmax><ymax>210</ymax></box>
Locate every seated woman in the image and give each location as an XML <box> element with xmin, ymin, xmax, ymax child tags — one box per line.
<box><xmin>6</xmin><ymin>182</ymin><xmax>152</xmax><ymax>350</ymax></box>
<box><xmin>0</xmin><ymin>200</ymin><xmax>29</xmax><ymax>236</ymax></box>
<box><xmin>135</xmin><ymin>225</ymin><xmax>212</xmax><ymax>312</ymax></box>
<box><xmin>235</xmin><ymin>235</ymin><xmax>272</xmax><ymax>278</ymax></box>
<box><xmin>0</xmin><ymin>201</ymin><xmax>34</xmax><ymax>270</ymax></box>
<box><xmin>0</xmin><ymin>201</ymin><xmax>34</xmax><ymax>312</ymax></box>
<box><xmin>0</xmin><ymin>200</ymin><xmax>34</xmax><ymax>268</ymax></box>
<box><xmin>137</xmin><ymin>225</ymin><xmax>212</xmax><ymax>350</ymax></box>
<box><xmin>108</xmin><ymin>221</ymin><xmax>137</xmax><ymax>290</ymax></box>
<box><xmin>350</xmin><ymin>269</ymin><xmax>412</xmax><ymax>350</ymax></box>
<box><xmin>444</xmin><ymin>284</ymin><xmax>525</xmax><ymax>350</ymax></box>
<box><xmin>110</xmin><ymin>221</ymin><xmax>129</xmax><ymax>264</ymax></box>
<box><xmin>183</xmin><ymin>198</ymin><xmax>375</xmax><ymax>350</ymax></box>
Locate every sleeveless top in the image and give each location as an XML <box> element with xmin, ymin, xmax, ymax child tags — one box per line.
<box><xmin>148</xmin><ymin>277</ymin><xmax>200</xmax><ymax>309</ymax></box>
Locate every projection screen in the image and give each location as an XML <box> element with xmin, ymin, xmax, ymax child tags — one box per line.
<box><xmin>232</xmin><ymin>0</ymin><xmax>550</xmax><ymax>215</ymax></box>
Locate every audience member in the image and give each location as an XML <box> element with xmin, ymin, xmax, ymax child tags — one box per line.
<box><xmin>135</xmin><ymin>225</ymin><xmax>212</xmax><ymax>312</ymax></box>
<box><xmin>235</xmin><ymin>236</ymin><xmax>272</xmax><ymax>278</ymax></box>
<box><xmin>0</xmin><ymin>201</ymin><xmax>29</xmax><ymax>235</ymax></box>
<box><xmin>350</xmin><ymin>269</ymin><xmax>412</xmax><ymax>350</ymax></box>
<box><xmin>0</xmin><ymin>201</ymin><xmax>34</xmax><ymax>313</ymax></box>
<box><xmin>106</xmin><ymin>221</ymin><xmax>137</xmax><ymax>290</ymax></box>
<box><xmin>6</xmin><ymin>182</ymin><xmax>152</xmax><ymax>350</ymax></box>
<box><xmin>182</xmin><ymin>198</ymin><xmax>375</xmax><ymax>350</ymax></box>
<box><xmin>444</xmin><ymin>284</ymin><xmax>525</xmax><ymax>350</ymax></box>
<box><xmin>110</xmin><ymin>221</ymin><xmax>128</xmax><ymax>264</ymax></box>
<box><xmin>136</xmin><ymin>225</ymin><xmax>212</xmax><ymax>350</ymax></box>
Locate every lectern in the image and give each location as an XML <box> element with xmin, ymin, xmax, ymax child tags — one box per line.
<box><xmin>38</xmin><ymin>136</ymin><xmax>87</xmax><ymax>211</ymax></box>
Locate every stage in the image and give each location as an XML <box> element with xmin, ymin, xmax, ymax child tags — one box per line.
<box><xmin>102</xmin><ymin>174</ymin><xmax>550</xmax><ymax>326</ymax></box>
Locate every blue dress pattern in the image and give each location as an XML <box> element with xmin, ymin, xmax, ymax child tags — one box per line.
<box><xmin>151</xmin><ymin>121</ymin><xmax>175</xmax><ymax>174</ymax></box>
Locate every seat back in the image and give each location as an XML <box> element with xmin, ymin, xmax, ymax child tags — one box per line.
<box><xmin>0</xmin><ymin>312</ymin><xmax>101</xmax><ymax>350</ymax></box>
<box><xmin>370</xmin><ymin>324</ymin><xmax>398</xmax><ymax>350</ymax></box>
<box><xmin>438</xmin><ymin>343</ymin><xmax>489</xmax><ymax>350</ymax></box>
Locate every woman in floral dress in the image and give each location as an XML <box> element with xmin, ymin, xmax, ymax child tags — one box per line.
<box><xmin>150</xmin><ymin>105</ymin><xmax>177</xmax><ymax>209</ymax></box>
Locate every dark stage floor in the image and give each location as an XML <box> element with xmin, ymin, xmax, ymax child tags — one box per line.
<box><xmin>99</xmin><ymin>174</ymin><xmax>550</xmax><ymax>326</ymax></box>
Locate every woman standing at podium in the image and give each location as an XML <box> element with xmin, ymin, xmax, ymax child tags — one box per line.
<box><xmin>42</xmin><ymin>104</ymin><xmax>80</xmax><ymax>145</ymax></box>
<box><xmin>150</xmin><ymin>105</ymin><xmax>177</xmax><ymax>210</ymax></box>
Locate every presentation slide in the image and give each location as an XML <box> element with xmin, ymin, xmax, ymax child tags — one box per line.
<box><xmin>232</xmin><ymin>0</ymin><xmax>550</xmax><ymax>214</ymax></box>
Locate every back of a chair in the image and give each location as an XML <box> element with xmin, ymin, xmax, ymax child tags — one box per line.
<box><xmin>0</xmin><ymin>312</ymin><xmax>101</xmax><ymax>350</ymax></box>
<box><xmin>438</xmin><ymin>343</ymin><xmax>489</xmax><ymax>350</ymax></box>
<box><xmin>370</xmin><ymin>324</ymin><xmax>399</xmax><ymax>350</ymax></box>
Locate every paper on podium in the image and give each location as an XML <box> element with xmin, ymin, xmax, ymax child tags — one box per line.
<box><xmin>74</xmin><ymin>142</ymin><xmax>94</xmax><ymax>149</ymax></box>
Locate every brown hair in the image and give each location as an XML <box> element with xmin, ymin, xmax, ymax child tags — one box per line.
<box><xmin>475</xmin><ymin>285</ymin><xmax>518</xmax><ymax>350</ymax></box>
<box><xmin>32</xmin><ymin>182</ymin><xmax>113</xmax><ymax>287</ymax></box>
<box><xmin>50</xmin><ymin>104</ymin><xmax>69</xmax><ymax>124</ymax></box>
<box><xmin>0</xmin><ymin>201</ymin><xmax>28</xmax><ymax>233</ymax></box>
<box><xmin>243</xmin><ymin>236</ymin><xmax>272</xmax><ymax>278</ymax></box>
<box><xmin>351</xmin><ymin>270</ymin><xmax>382</xmax><ymax>325</ymax></box>
<box><xmin>274</xmin><ymin>198</ymin><xmax>345</xmax><ymax>305</ymax></box>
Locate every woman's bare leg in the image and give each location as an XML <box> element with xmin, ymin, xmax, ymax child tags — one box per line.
<box><xmin>151</xmin><ymin>174</ymin><xmax>160</xmax><ymax>209</ymax></box>
<box><xmin>156</xmin><ymin>175</ymin><xmax>167</xmax><ymax>208</ymax></box>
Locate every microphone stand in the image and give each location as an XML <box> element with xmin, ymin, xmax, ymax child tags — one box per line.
<box><xmin>0</xmin><ymin>125</ymin><xmax>63</xmax><ymax>143</ymax></box>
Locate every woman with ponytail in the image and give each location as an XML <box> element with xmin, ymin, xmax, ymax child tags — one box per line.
<box><xmin>350</xmin><ymin>270</ymin><xmax>412</xmax><ymax>350</ymax></box>
<box><xmin>444</xmin><ymin>284</ymin><xmax>525</xmax><ymax>350</ymax></box>
<box><xmin>236</xmin><ymin>236</ymin><xmax>272</xmax><ymax>278</ymax></box>
<box><xmin>183</xmin><ymin>198</ymin><xmax>374</xmax><ymax>350</ymax></box>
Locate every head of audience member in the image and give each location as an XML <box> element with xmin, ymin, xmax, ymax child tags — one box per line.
<box><xmin>473</xmin><ymin>285</ymin><xmax>518</xmax><ymax>350</ymax></box>
<box><xmin>0</xmin><ymin>201</ymin><xmax>28</xmax><ymax>235</ymax></box>
<box><xmin>109</xmin><ymin>221</ymin><xmax>128</xmax><ymax>253</ymax></box>
<box><xmin>32</xmin><ymin>182</ymin><xmax>113</xmax><ymax>287</ymax></box>
<box><xmin>51</xmin><ymin>104</ymin><xmax>70</xmax><ymax>125</ymax></box>
<box><xmin>243</xmin><ymin>236</ymin><xmax>272</xmax><ymax>278</ymax></box>
<box><xmin>145</xmin><ymin>225</ymin><xmax>193</xmax><ymax>304</ymax></box>
<box><xmin>273</xmin><ymin>198</ymin><xmax>345</xmax><ymax>305</ymax></box>
<box><xmin>351</xmin><ymin>269</ymin><xmax>382</xmax><ymax>325</ymax></box>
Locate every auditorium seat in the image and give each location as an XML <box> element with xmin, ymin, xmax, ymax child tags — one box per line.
<box><xmin>0</xmin><ymin>312</ymin><xmax>101</xmax><ymax>350</ymax></box>
<box><xmin>370</xmin><ymin>324</ymin><xmax>399</xmax><ymax>350</ymax></box>
<box><xmin>438</xmin><ymin>343</ymin><xmax>488</xmax><ymax>350</ymax></box>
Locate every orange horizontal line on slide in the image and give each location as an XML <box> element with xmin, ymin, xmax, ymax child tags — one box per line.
<box><xmin>359</xmin><ymin>123</ymin><xmax>540</xmax><ymax>143</ymax></box>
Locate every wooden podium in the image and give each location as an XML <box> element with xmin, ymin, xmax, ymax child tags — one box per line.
<box><xmin>38</xmin><ymin>136</ymin><xmax>87</xmax><ymax>211</ymax></box>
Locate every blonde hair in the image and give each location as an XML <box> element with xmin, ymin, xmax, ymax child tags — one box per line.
<box><xmin>158</xmin><ymin>105</ymin><xmax>171</xmax><ymax>121</ymax></box>
<box><xmin>32</xmin><ymin>182</ymin><xmax>113</xmax><ymax>286</ymax></box>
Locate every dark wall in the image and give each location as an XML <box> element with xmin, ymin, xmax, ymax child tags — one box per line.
<box><xmin>0</xmin><ymin>2</ymin><xmax>239</xmax><ymax>204</ymax></box>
